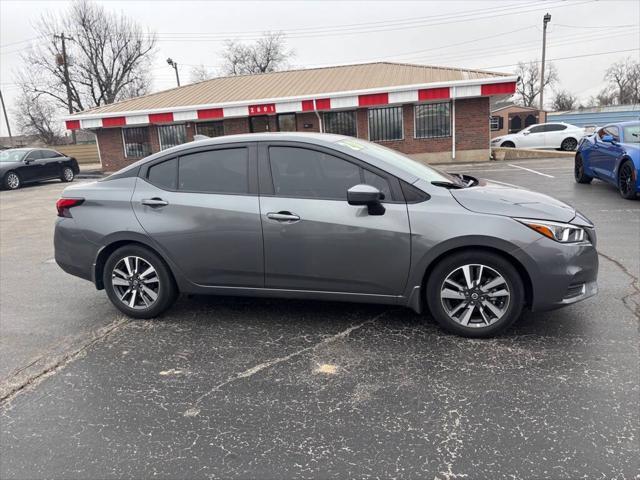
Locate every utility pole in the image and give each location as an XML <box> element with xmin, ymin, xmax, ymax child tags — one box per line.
<box><xmin>539</xmin><ymin>13</ymin><xmax>552</xmax><ymax>111</ymax></box>
<box><xmin>0</xmin><ymin>89</ymin><xmax>13</xmax><ymax>145</ymax></box>
<box><xmin>166</xmin><ymin>58</ymin><xmax>181</xmax><ymax>87</ymax></box>
<box><xmin>54</xmin><ymin>33</ymin><xmax>76</xmax><ymax>143</ymax></box>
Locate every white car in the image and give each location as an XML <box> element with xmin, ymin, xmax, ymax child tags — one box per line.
<box><xmin>491</xmin><ymin>122</ymin><xmax>585</xmax><ymax>151</ymax></box>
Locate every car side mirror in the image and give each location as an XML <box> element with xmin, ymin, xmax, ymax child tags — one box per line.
<box><xmin>601</xmin><ymin>134</ymin><xmax>614</xmax><ymax>143</ymax></box>
<box><xmin>522</xmin><ymin>131</ymin><xmax>530</xmax><ymax>136</ymax></box>
<box><xmin>23</xmin><ymin>158</ymin><xmax>33</xmax><ymax>164</ymax></box>
<box><xmin>347</xmin><ymin>184</ymin><xmax>385</xmax><ymax>216</ymax></box>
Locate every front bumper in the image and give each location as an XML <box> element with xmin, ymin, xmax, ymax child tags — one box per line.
<box><xmin>524</xmin><ymin>237</ymin><xmax>599</xmax><ymax>312</ymax></box>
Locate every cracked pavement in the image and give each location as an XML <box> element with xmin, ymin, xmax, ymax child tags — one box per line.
<box><xmin>1</xmin><ymin>158</ymin><xmax>638</xmax><ymax>479</ymax></box>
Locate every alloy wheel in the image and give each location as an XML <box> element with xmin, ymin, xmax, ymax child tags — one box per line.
<box><xmin>111</xmin><ymin>256</ymin><xmax>160</xmax><ymax>309</ymax></box>
<box><xmin>619</xmin><ymin>163</ymin><xmax>634</xmax><ymax>197</ymax></box>
<box><xmin>63</xmin><ymin>167</ymin><xmax>74</xmax><ymax>181</ymax></box>
<box><xmin>6</xmin><ymin>173</ymin><xmax>20</xmax><ymax>189</ymax></box>
<box><xmin>440</xmin><ymin>264</ymin><xmax>510</xmax><ymax>328</ymax></box>
<box><xmin>562</xmin><ymin>138</ymin><xmax>577</xmax><ymax>151</ymax></box>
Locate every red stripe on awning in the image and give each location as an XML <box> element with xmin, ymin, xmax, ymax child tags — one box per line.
<box><xmin>358</xmin><ymin>93</ymin><xmax>389</xmax><ymax>107</ymax></box>
<box><xmin>102</xmin><ymin>116</ymin><xmax>126</xmax><ymax>127</ymax></box>
<box><xmin>315</xmin><ymin>98</ymin><xmax>331</xmax><ymax>110</ymax></box>
<box><xmin>301</xmin><ymin>100</ymin><xmax>315</xmax><ymax>111</ymax></box>
<box><xmin>248</xmin><ymin>104</ymin><xmax>276</xmax><ymax>115</ymax></box>
<box><xmin>481</xmin><ymin>82</ymin><xmax>516</xmax><ymax>96</ymax></box>
<box><xmin>149</xmin><ymin>112</ymin><xmax>174</xmax><ymax>124</ymax></box>
<box><xmin>197</xmin><ymin>108</ymin><xmax>224</xmax><ymax>119</ymax></box>
<box><xmin>418</xmin><ymin>87</ymin><xmax>450</xmax><ymax>101</ymax></box>
<box><xmin>65</xmin><ymin>120</ymin><xmax>80</xmax><ymax>130</ymax></box>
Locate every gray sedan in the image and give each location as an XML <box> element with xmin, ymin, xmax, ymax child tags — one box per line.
<box><xmin>54</xmin><ymin>133</ymin><xmax>598</xmax><ymax>337</ymax></box>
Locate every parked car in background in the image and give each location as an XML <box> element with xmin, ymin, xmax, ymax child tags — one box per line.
<box><xmin>0</xmin><ymin>148</ymin><xmax>79</xmax><ymax>190</ymax></box>
<box><xmin>575</xmin><ymin>121</ymin><xmax>639</xmax><ymax>199</ymax></box>
<box><xmin>491</xmin><ymin>122</ymin><xmax>585</xmax><ymax>151</ymax></box>
<box><xmin>55</xmin><ymin>133</ymin><xmax>598</xmax><ymax>338</ymax></box>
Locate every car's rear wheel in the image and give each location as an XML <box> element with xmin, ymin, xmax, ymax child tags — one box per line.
<box><xmin>561</xmin><ymin>138</ymin><xmax>578</xmax><ymax>151</ymax></box>
<box><xmin>501</xmin><ymin>141</ymin><xmax>515</xmax><ymax>148</ymax></box>
<box><xmin>426</xmin><ymin>250</ymin><xmax>525</xmax><ymax>338</ymax></box>
<box><xmin>3</xmin><ymin>171</ymin><xmax>21</xmax><ymax>190</ymax></box>
<box><xmin>60</xmin><ymin>166</ymin><xmax>75</xmax><ymax>183</ymax></box>
<box><xmin>618</xmin><ymin>161</ymin><xmax>637</xmax><ymax>200</ymax></box>
<box><xmin>103</xmin><ymin>245</ymin><xmax>177</xmax><ymax>319</ymax></box>
<box><xmin>574</xmin><ymin>154</ymin><xmax>593</xmax><ymax>184</ymax></box>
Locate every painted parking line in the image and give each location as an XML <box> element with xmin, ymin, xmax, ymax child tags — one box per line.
<box><xmin>506</xmin><ymin>164</ymin><xmax>555</xmax><ymax>178</ymax></box>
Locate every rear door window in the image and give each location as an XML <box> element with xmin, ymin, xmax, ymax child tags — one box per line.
<box><xmin>178</xmin><ymin>148</ymin><xmax>249</xmax><ymax>194</ymax></box>
<box><xmin>148</xmin><ymin>158</ymin><xmax>178</xmax><ymax>190</ymax></box>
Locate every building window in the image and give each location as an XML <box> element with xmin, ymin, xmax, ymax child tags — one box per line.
<box><xmin>195</xmin><ymin>121</ymin><xmax>224</xmax><ymax>138</ymax></box>
<box><xmin>368</xmin><ymin>106</ymin><xmax>403</xmax><ymax>142</ymax></box>
<box><xmin>414</xmin><ymin>102</ymin><xmax>451</xmax><ymax>139</ymax></box>
<box><xmin>490</xmin><ymin>116</ymin><xmax>501</xmax><ymax>131</ymax></box>
<box><xmin>323</xmin><ymin>111</ymin><xmax>357</xmax><ymax>137</ymax></box>
<box><xmin>277</xmin><ymin>113</ymin><xmax>297</xmax><ymax>132</ymax></box>
<box><xmin>158</xmin><ymin>124</ymin><xmax>187</xmax><ymax>150</ymax></box>
<box><xmin>122</xmin><ymin>127</ymin><xmax>151</xmax><ymax>158</ymax></box>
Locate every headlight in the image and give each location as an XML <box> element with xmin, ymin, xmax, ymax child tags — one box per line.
<box><xmin>491</xmin><ymin>138</ymin><xmax>501</xmax><ymax>144</ymax></box>
<box><xmin>515</xmin><ymin>218</ymin><xmax>588</xmax><ymax>243</ymax></box>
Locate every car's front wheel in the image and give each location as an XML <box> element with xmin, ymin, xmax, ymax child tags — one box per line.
<box><xmin>103</xmin><ymin>245</ymin><xmax>178</xmax><ymax>319</ymax></box>
<box><xmin>561</xmin><ymin>138</ymin><xmax>578</xmax><ymax>151</ymax></box>
<box><xmin>618</xmin><ymin>160</ymin><xmax>637</xmax><ymax>200</ymax></box>
<box><xmin>501</xmin><ymin>141</ymin><xmax>515</xmax><ymax>148</ymax></box>
<box><xmin>3</xmin><ymin>171</ymin><xmax>21</xmax><ymax>190</ymax></box>
<box><xmin>574</xmin><ymin>154</ymin><xmax>593</xmax><ymax>184</ymax></box>
<box><xmin>426</xmin><ymin>250</ymin><xmax>525</xmax><ymax>338</ymax></box>
<box><xmin>60</xmin><ymin>166</ymin><xmax>75</xmax><ymax>183</ymax></box>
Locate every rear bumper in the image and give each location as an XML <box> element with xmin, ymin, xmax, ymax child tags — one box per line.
<box><xmin>54</xmin><ymin>218</ymin><xmax>97</xmax><ymax>283</ymax></box>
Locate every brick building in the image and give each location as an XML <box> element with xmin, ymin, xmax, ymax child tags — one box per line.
<box><xmin>64</xmin><ymin>62</ymin><xmax>517</xmax><ymax>171</ymax></box>
<box><xmin>490</xmin><ymin>103</ymin><xmax>547</xmax><ymax>138</ymax></box>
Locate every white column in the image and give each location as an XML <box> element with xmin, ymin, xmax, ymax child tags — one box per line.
<box><xmin>452</xmin><ymin>87</ymin><xmax>456</xmax><ymax>161</ymax></box>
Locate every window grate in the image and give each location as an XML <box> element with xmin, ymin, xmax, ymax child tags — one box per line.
<box><xmin>368</xmin><ymin>106</ymin><xmax>403</xmax><ymax>142</ymax></box>
<box><xmin>158</xmin><ymin>124</ymin><xmax>187</xmax><ymax>150</ymax></box>
<box><xmin>195</xmin><ymin>121</ymin><xmax>224</xmax><ymax>138</ymax></box>
<box><xmin>323</xmin><ymin>111</ymin><xmax>357</xmax><ymax>137</ymax></box>
<box><xmin>415</xmin><ymin>102</ymin><xmax>451</xmax><ymax>139</ymax></box>
<box><xmin>122</xmin><ymin>127</ymin><xmax>151</xmax><ymax>158</ymax></box>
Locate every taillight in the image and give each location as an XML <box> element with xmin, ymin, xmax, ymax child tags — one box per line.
<box><xmin>56</xmin><ymin>198</ymin><xmax>84</xmax><ymax>218</ymax></box>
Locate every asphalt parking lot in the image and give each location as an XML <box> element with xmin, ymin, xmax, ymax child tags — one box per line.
<box><xmin>1</xmin><ymin>157</ymin><xmax>638</xmax><ymax>479</ymax></box>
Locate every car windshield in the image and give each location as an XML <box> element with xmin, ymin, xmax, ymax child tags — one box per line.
<box><xmin>0</xmin><ymin>150</ymin><xmax>28</xmax><ymax>162</ymax></box>
<box><xmin>334</xmin><ymin>138</ymin><xmax>459</xmax><ymax>184</ymax></box>
<box><xmin>623</xmin><ymin>125</ymin><xmax>640</xmax><ymax>143</ymax></box>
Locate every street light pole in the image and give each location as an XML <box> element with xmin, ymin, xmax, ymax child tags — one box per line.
<box><xmin>0</xmin><ymin>88</ymin><xmax>13</xmax><ymax>145</ymax></box>
<box><xmin>54</xmin><ymin>32</ymin><xmax>76</xmax><ymax>144</ymax></box>
<box><xmin>539</xmin><ymin>13</ymin><xmax>551</xmax><ymax>111</ymax></box>
<box><xmin>167</xmin><ymin>58</ymin><xmax>181</xmax><ymax>87</ymax></box>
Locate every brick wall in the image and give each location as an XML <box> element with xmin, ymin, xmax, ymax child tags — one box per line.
<box><xmin>95</xmin><ymin>97</ymin><xmax>490</xmax><ymax>171</ymax></box>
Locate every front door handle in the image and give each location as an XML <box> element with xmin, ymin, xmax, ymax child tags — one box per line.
<box><xmin>142</xmin><ymin>197</ymin><xmax>169</xmax><ymax>207</ymax></box>
<box><xmin>267</xmin><ymin>211</ymin><xmax>300</xmax><ymax>222</ymax></box>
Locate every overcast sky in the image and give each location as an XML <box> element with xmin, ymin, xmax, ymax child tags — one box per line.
<box><xmin>1</xmin><ymin>0</ymin><xmax>638</xmax><ymax>137</ymax></box>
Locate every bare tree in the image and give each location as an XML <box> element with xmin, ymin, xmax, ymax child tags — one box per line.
<box><xmin>514</xmin><ymin>60</ymin><xmax>558</xmax><ymax>107</ymax></box>
<box><xmin>602</xmin><ymin>57</ymin><xmax>640</xmax><ymax>105</ymax></box>
<box><xmin>221</xmin><ymin>32</ymin><xmax>293</xmax><ymax>75</ymax></box>
<box><xmin>16</xmin><ymin>0</ymin><xmax>156</xmax><ymax>113</ymax></box>
<box><xmin>13</xmin><ymin>90</ymin><xmax>64</xmax><ymax>145</ymax></box>
<box><xmin>551</xmin><ymin>89</ymin><xmax>578</xmax><ymax>111</ymax></box>
<box><xmin>189</xmin><ymin>64</ymin><xmax>216</xmax><ymax>83</ymax></box>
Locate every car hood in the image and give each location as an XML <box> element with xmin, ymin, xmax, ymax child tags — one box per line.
<box><xmin>450</xmin><ymin>179</ymin><xmax>576</xmax><ymax>223</ymax></box>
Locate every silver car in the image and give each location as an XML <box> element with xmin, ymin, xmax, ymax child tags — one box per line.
<box><xmin>55</xmin><ymin>133</ymin><xmax>598</xmax><ymax>337</ymax></box>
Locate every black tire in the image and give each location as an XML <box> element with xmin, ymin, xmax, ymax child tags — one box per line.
<box><xmin>574</xmin><ymin>153</ymin><xmax>593</xmax><ymax>184</ymax></box>
<box><xmin>103</xmin><ymin>244</ymin><xmax>178</xmax><ymax>319</ymax></box>
<box><xmin>3</xmin><ymin>171</ymin><xmax>21</xmax><ymax>190</ymax></box>
<box><xmin>60</xmin><ymin>166</ymin><xmax>75</xmax><ymax>183</ymax></box>
<box><xmin>501</xmin><ymin>141</ymin><xmax>515</xmax><ymax>148</ymax></box>
<box><xmin>618</xmin><ymin>160</ymin><xmax>637</xmax><ymax>200</ymax></box>
<box><xmin>561</xmin><ymin>137</ymin><xmax>578</xmax><ymax>151</ymax></box>
<box><xmin>426</xmin><ymin>250</ymin><xmax>525</xmax><ymax>338</ymax></box>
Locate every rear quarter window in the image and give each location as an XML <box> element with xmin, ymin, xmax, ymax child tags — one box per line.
<box><xmin>147</xmin><ymin>158</ymin><xmax>178</xmax><ymax>190</ymax></box>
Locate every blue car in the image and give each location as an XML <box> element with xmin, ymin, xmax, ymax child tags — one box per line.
<box><xmin>575</xmin><ymin>121</ymin><xmax>640</xmax><ymax>199</ymax></box>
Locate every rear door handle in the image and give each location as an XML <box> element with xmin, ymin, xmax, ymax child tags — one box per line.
<box><xmin>142</xmin><ymin>198</ymin><xmax>169</xmax><ymax>207</ymax></box>
<box><xmin>266</xmin><ymin>211</ymin><xmax>300</xmax><ymax>222</ymax></box>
